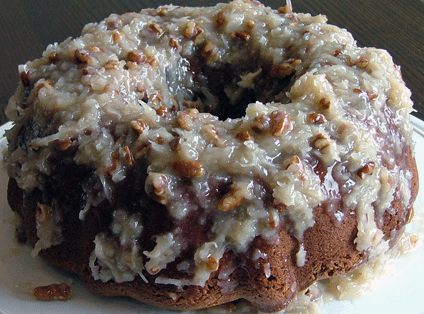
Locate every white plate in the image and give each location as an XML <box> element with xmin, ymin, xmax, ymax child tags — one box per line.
<box><xmin>1</xmin><ymin>116</ymin><xmax>424</xmax><ymax>314</ymax></box>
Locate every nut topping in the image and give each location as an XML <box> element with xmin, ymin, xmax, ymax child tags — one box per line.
<box><xmin>218</xmin><ymin>186</ymin><xmax>246</xmax><ymax>212</ymax></box>
<box><xmin>236</xmin><ymin>130</ymin><xmax>251</xmax><ymax>142</ymax></box>
<box><xmin>33</xmin><ymin>283</ymin><xmax>72</xmax><ymax>301</ymax></box>
<box><xmin>251</xmin><ymin>114</ymin><xmax>270</xmax><ymax>133</ymax></box>
<box><xmin>357</xmin><ymin>161</ymin><xmax>376</xmax><ymax>179</ymax></box>
<box><xmin>104</xmin><ymin>60</ymin><xmax>120</xmax><ymax>70</ymax></box>
<box><xmin>147</xmin><ymin>173</ymin><xmax>168</xmax><ymax>205</ymax></box>
<box><xmin>172</xmin><ymin>160</ymin><xmax>204</xmax><ymax>178</ymax></box>
<box><xmin>270</xmin><ymin>59</ymin><xmax>301</xmax><ymax>79</ymax></box>
<box><xmin>148</xmin><ymin>23</ymin><xmax>164</xmax><ymax>35</ymax></box>
<box><xmin>269</xmin><ymin>110</ymin><xmax>291</xmax><ymax>136</ymax></box>
<box><xmin>55</xmin><ymin>138</ymin><xmax>72</xmax><ymax>151</ymax></box>
<box><xmin>307</xmin><ymin>112</ymin><xmax>327</xmax><ymax>125</ymax></box>
<box><xmin>127</xmin><ymin>51</ymin><xmax>146</xmax><ymax>64</ymax></box>
<box><xmin>318</xmin><ymin>97</ymin><xmax>331</xmax><ymax>110</ymax></box>
<box><xmin>282</xmin><ymin>155</ymin><xmax>306</xmax><ymax>181</ymax></box>
<box><xmin>230</xmin><ymin>31</ymin><xmax>251</xmax><ymax>42</ymax></box>
<box><xmin>216</xmin><ymin>11</ymin><xmax>226</xmax><ymax>27</ymax></box>
<box><xmin>312</xmin><ymin>133</ymin><xmax>331</xmax><ymax>150</ymax></box>
<box><xmin>206</xmin><ymin>256</ymin><xmax>219</xmax><ymax>271</ymax></box>
<box><xmin>74</xmin><ymin>49</ymin><xmax>91</xmax><ymax>63</ymax></box>
<box><xmin>130</xmin><ymin>119</ymin><xmax>148</xmax><ymax>135</ymax></box>
<box><xmin>177</xmin><ymin>108</ymin><xmax>199</xmax><ymax>130</ymax></box>
<box><xmin>133</xmin><ymin>142</ymin><xmax>152</xmax><ymax>159</ymax></box>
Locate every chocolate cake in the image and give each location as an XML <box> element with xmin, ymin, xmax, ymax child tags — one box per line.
<box><xmin>3</xmin><ymin>0</ymin><xmax>418</xmax><ymax>312</ymax></box>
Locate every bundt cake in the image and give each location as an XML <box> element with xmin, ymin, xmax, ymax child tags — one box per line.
<box><xmin>3</xmin><ymin>0</ymin><xmax>418</xmax><ymax>312</ymax></box>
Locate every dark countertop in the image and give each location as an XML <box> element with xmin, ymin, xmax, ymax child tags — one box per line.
<box><xmin>1</xmin><ymin>0</ymin><xmax>423</xmax><ymax>124</ymax></box>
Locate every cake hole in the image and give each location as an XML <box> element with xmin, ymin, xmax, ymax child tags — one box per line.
<box><xmin>181</xmin><ymin>53</ymin><xmax>294</xmax><ymax>121</ymax></box>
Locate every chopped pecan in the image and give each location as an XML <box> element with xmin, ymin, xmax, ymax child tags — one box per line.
<box><xmin>148</xmin><ymin>23</ymin><xmax>163</xmax><ymax>35</ymax></box>
<box><xmin>206</xmin><ymin>256</ymin><xmax>219</xmax><ymax>271</ymax></box>
<box><xmin>157</xmin><ymin>7</ymin><xmax>168</xmax><ymax>16</ymax></box>
<box><xmin>130</xmin><ymin>119</ymin><xmax>148</xmax><ymax>135</ymax></box>
<box><xmin>169</xmin><ymin>137</ymin><xmax>181</xmax><ymax>151</ymax></box>
<box><xmin>270</xmin><ymin>59</ymin><xmax>301</xmax><ymax>79</ymax></box>
<box><xmin>147</xmin><ymin>173</ymin><xmax>168</xmax><ymax>205</ymax></box>
<box><xmin>357</xmin><ymin>161</ymin><xmax>375</xmax><ymax>179</ymax></box>
<box><xmin>282</xmin><ymin>155</ymin><xmax>305</xmax><ymax>180</ymax></box>
<box><xmin>218</xmin><ymin>186</ymin><xmax>245</xmax><ymax>212</ymax></box>
<box><xmin>172</xmin><ymin>160</ymin><xmax>204</xmax><ymax>178</ymax></box>
<box><xmin>155</xmin><ymin>105</ymin><xmax>169</xmax><ymax>117</ymax></box>
<box><xmin>127</xmin><ymin>51</ymin><xmax>146</xmax><ymax>64</ymax></box>
<box><xmin>33</xmin><ymin>283</ymin><xmax>72</xmax><ymax>301</ymax></box>
<box><xmin>278</xmin><ymin>4</ymin><xmax>292</xmax><ymax>14</ymax></box>
<box><xmin>184</xmin><ymin>21</ymin><xmax>204</xmax><ymax>42</ymax></box>
<box><xmin>270</xmin><ymin>110</ymin><xmax>291</xmax><ymax>136</ymax></box>
<box><xmin>104</xmin><ymin>60</ymin><xmax>120</xmax><ymax>70</ymax></box>
<box><xmin>48</xmin><ymin>51</ymin><xmax>59</xmax><ymax>63</ymax></box>
<box><xmin>230</xmin><ymin>31</ymin><xmax>251</xmax><ymax>42</ymax></box>
<box><xmin>333</xmin><ymin>49</ymin><xmax>342</xmax><ymax>57</ymax></box>
<box><xmin>251</xmin><ymin>114</ymin><xmax>270</xmax><ymax>133</ymax></box>
<box><xmin>169</xmin><ymin>37</ymin><xmax>181</xmax><ymax>51</ymax></box>
<box><xmin>202</xmin><ymin>124</ymin><xmax>219</xmax><ymax>142</ymax></box>
<box><xmin>75</xmin><ymin>49</ymin><xmax>90</xmax><ymax>63</ymax></box>
<box><xmin>367</xmin><ymin>91</ymin><xmax>378</xmax><ymax>100</ymax></box>
<box><xmin>177</xmin><ymin>108</ymin><xmax>199</xmax><ymax>130</ymax></box>
<box><xmin>112</xmin><ymin>30</ymin><xmax>122</xmax><ymax>42</ymax></box>
<box><xmin>268</xmin><ymin>213</ymin><xmax>278</xmax><ymax>228</ymax></box>
<box><xmin>133</xmin><ymin>142</ymin><xmax>152</xmax><ymax>159</ymax></box>
<box><xmin>273</xmin><ymin>202</ymin><xmax>287</xmax><ymax>211</ymax></box>
<box><xmin>216</xmin><ymin>11</ymin><xmax>226</xmax><ymax>27</ymax></box>
<box><xmin>236</xmin><ymin>130</ymin><xmax>251</xmax><ymax>142</ymax></box>
<box><xmin>356</xmin><ymin>55</ymin><xmax>369</xmax><ymax>68</ymax></box>
<box><xmin>318</xmin><ymin>97</ymin><xmax>331</xmax><ymax>110</ymax></box>
<box><xmin>312</xmin><ymin>133</ymin><xmax>331</xmax><ymax>150</ymax></box>
<box><xmin>55</xmin><ymin>138</ymin><xmax>72</xmax><ymax>151</ymax></box>
<box><xmin>20</xmin><ymin>70</ymin><xmax>31</xmax><ymax>86</ymax></box>
<box><xmin>122</xmin><ymin>146</ymin><xmax>133</xmax><ymax>165</ymax></box>
<box><xmin>108</xmin><ymin>152</ymin><xmax>119</xmax><ymax>174</ymax></box>
<box><xmin>307</xmin><ymin>112</ymin><xmax>327</xmax><ymax>125</ymax></box>
<box><xmin>86</xmin><ymin>45</ymin><xmax>103</xmax><ymax>53</ymax></box>
<box><xmin>246</xmin><ymin>19</ymin><xmax>256</xmax><ymax>29</ymax></box>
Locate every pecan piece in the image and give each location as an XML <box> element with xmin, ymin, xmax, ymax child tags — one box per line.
<box><xmin>55</xmin><ymin>138</ymin><xmax>72</xmax><ymax>151</ymax></box>
<box><xmin>127</xmin><ymin>51</ymin><xmax>146</xmax><ymax>64</ymax></box>
<box><xmin>130</xmin><ymin>119</ymin><xmax>148</xmax><ymax>135</ymax></box>
<box><xmin>206</xmin><ymin>257</ymin><xmax>219</xmax><ymax>271</ymax></box>
<box><xmin>75</xmin><ymin>49</ymin><xmax>90</xmax><ymax>63</ymax></box>
<box><xmin>172</xmin><ymin>160</ymin><xmax>204</xmax><ymax>178</ymax></box>
<box><xmin>307</xmin><ymin>112</ymin><xmax>327</xmax><ymax>125</ymax></box>
<box><xmin>230</xmin><ymin>31</ymin><xmax>251</xmax><ymax>42</ymax></box>
<box><xmin>318</xmin><ymin>97</ymin><xmax>331</xmax><ymax>110</ymax></box>
<box><xmin>270</xmin><ymin>110</ymin><xmax>291</xmax><ymax>136</ymax></box>
<box><xmin>147</xmin><ymin>173</ymin><xmax>168</xmax><ymax>205</ymax></box>
<box><xmin>20</xmin><ymin>70</ymin><xmax>30</xmax><ymax>86</ymax></box>
<box><xmin>216</xmin><ymin>11</ymin><xmax>226</xmax><ymax>27</ymax></box>
<box><xmin>357</xmin><ymin>161</ymin><xmax>376</xmax><ymax>179</ymax></box>
<box><xmin>218</xmin><ymin>186</ymin><xmax>246</xmax><ymax>212</ymax></box>
<box><xmin>270</xmin><ymin>59</ymin><xmax>301</xmax><ymax>79</ymax></box>
<box><xmin>33</xmin><ymin>283</ymin><xmax>72</xmax><ymax>301</ymax></box>
<box><xmin>235</xmin><ymin>130</ymin><xmax>251</xmax><ymax>142</ymax></box>
<box><xmin>312</xmin><ymin>133</ymin><xmax>331</xmax><ymax>150</ymax></box>
<box><xmin>177</xmin><ymin>108</ymin><xmax>199</xmax><ymax>130</ymax></box>
<box><xmin>251</xmin><ymin>114</ymin><xmax>270</xmax><ymax>133</ymax></box>
<box><xmin>133</xmin><ymin>142</ymin><xmax>152</xmax><ymax>159</ymax></box>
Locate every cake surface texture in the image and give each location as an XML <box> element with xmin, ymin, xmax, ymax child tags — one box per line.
<box><xmin>3</xmin><ymin>0</ymin><xmax>418</xmax><ymax>312</ymax></box>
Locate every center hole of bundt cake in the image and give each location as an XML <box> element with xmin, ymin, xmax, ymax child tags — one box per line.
<box><xmin>184</xmin><ymin>56</ymin><xmax>293</xmax><ymax>120</ymax></box>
